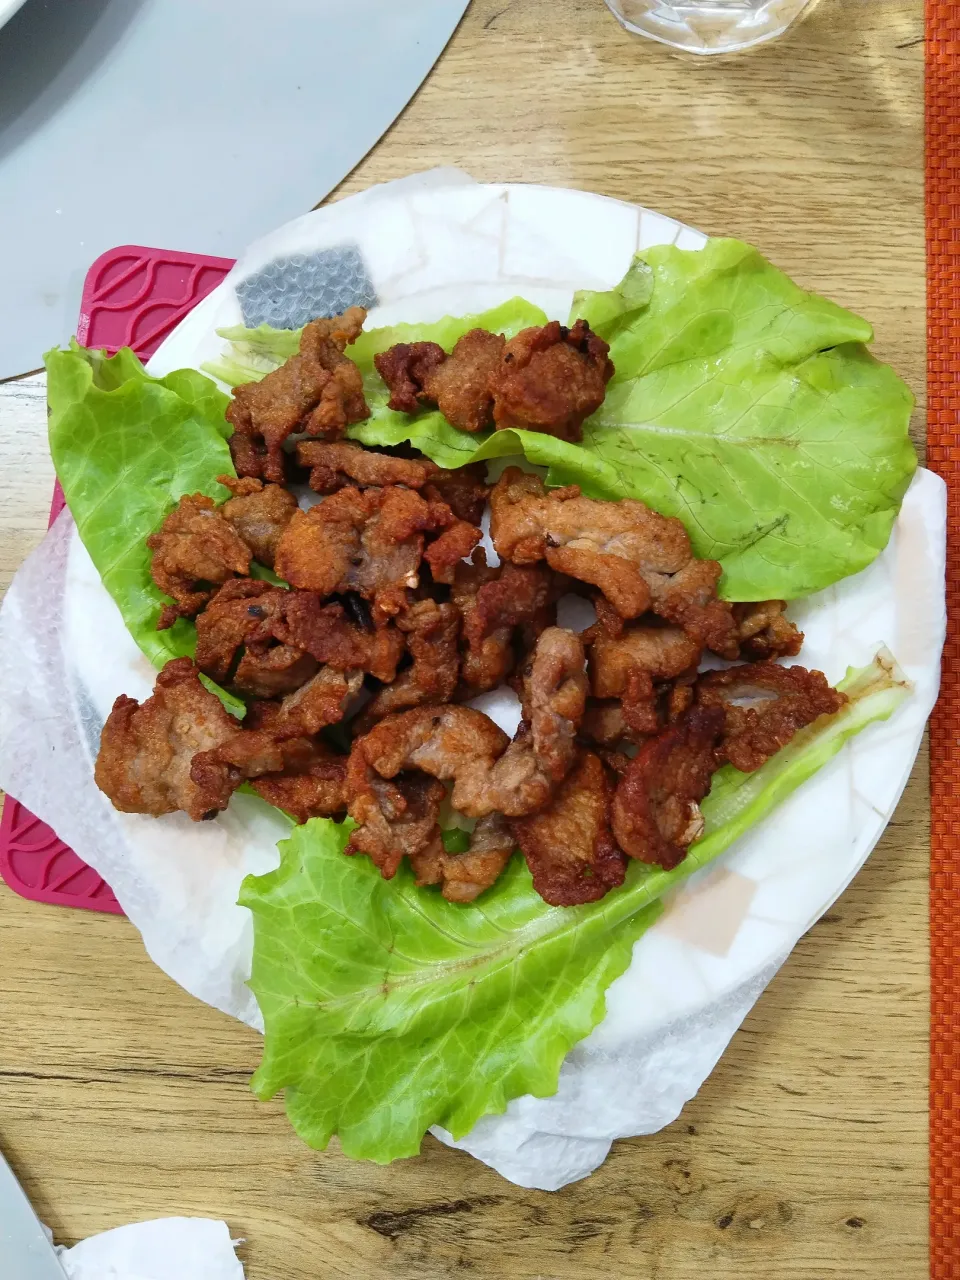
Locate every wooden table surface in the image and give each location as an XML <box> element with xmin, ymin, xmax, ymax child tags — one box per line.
<box><xmin>0</xmin><ymin>1</ymin><xmax>927</xmax><ymax>1276</ymax></box>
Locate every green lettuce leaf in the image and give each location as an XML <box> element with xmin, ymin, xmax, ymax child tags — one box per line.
<box><xmin>240</xmin><ymin>649</ymin><xmax>910</xmax><ymax>1161</ymax></box>
<box><xmin>475</xmin><ymin>238</ymin><xmax>917</xmax><ymax>600</ymax></box>
<box><xmin>45</xmin><ymin>343</ymin><xmax>244</xmax><ymax>713</ymax></box>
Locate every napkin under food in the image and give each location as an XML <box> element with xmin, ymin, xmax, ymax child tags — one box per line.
<box><xmin>0</xmin><ymin>171</ymin><xmax>946</xmax><ymax>1189</ymax></box>
<box><xmin>52</xmin><ymin>1218</ymin><xmax>243</xmax><ymax>1280</ymax></box>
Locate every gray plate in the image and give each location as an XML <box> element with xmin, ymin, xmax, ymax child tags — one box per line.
<box><xmin>0</xmin><ymin>0</ymin><xmax>468</xmax><ymax>377</ymax></box>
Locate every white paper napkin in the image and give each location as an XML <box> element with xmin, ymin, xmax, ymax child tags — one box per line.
<box><xmin>50</xmin><ymin>1218</ymin><xmax>243</xmax><ymax>1280</ymax></box>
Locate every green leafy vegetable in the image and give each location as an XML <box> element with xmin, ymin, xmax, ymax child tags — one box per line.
<box><xmin>240</xmin><ymin>649</ymin><xmax>910</xmax><ymax>1162</ymax></box>
<box><xmin>475</xmin><ymin>238</ymin><xmax>917</xmax><ymax>600</ymax></box>
<box><xmin>45</xmin><ymin>343</ymin><xmax>243</xmax><ymax>713</ymax></box>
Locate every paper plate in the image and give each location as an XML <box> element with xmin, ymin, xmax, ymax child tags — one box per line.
<box><xmin>0</xmin><ymin>172</ymin><xmax>945</xmax><ymax>1189</ymax></box>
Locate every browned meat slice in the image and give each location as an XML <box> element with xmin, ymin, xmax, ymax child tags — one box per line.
<box><xmin>580</xmin><ymin>698</ymin><xmax>637</xmax><ymax>748</ymax></box>
<box><xmin>94</xmin><ymin>658</ymin><xmax>239</xmax><ymax>821</ymax></box>
<box><xmin>409</xmin><ymin>813</ymin><xmax>515</xmax><ymax>903</ymax></box>
<box><xmin>232</xmin><ymin>645</ymin><xmax>318</xmax><ymax>698</ymax></box>
<box><xmin>275</xmin><ymin>667</ymin><xmax>365</xmax><ymax>736</ymax></box>
<box><xmin>373</xmin><ymin>341</ymin><xmax>447</xmax><ymax>414</ymax></box>
<box><xmin>490</xmin><ymin>468</ymin><xmax>737</xmax><ymax>655</ymax></box>
<box><xmin>586</xmin><ymin>620</ymin><xmax>701</xmax><ymax>738</ymax></box>
<box><xmin>281</xmin><ymin>593</ymin><xmax>404</xmax><ymax>683</ymax></box>
<box><xmin>490</xmin><ymin>319</ymin><xmax>614</xmax><ymax>443</ymax></box>
<box><xmin>422</xmin><ymin>462</ymin><xmax>490</xmax><ymax>525</ymax></box>
<box><xmin>610</xmin><ymin>707</ymin><xmax>725</xmax><ymax>869</ymax></box>
<box><xmin>518</xmin><ymin>626</ymin><xmax>588</xmax><ymax>784</ymax></box>
<box><xmin>346</xmin><ymin>771</ymin><xmax>447</xmax><ymax>880</ymax></box>
<box><xmin>452</xmin><ymin>552</ymin><xmax>557</xmax><ymax>694</ymax></box>
<box><xmin>295</xmin><ymin>440</ymin><xmax>440</xmax><ymax>493</ymax></box>
<box><xmin>357</xmin><ymin>600</ymin><xmax>461</xmax><ymax>726</ymax></box>
<box><xmin>420</xmin><ymin>329</ymin><xmax>505</xmax><ymax>432</ymax></box>
<box><xmin>249</xmin><ymin>742</ymin><xmax>348</xmax><ymax>824</ymax></box>
<box><xmin>423</xmin><ymin>519</ymin><xmax>482</xmax><ymax>585</ymax></box>
<box><xmin>695</xmin><ymin>662</ymin><xmax>846</xmax><ymax>773</ymax></box>
<box><xmin>147</xmin><ymin>494</ymin><xmax>251</xmax><ymax>629</ymax></box>
<box><xmin>512</xmin><ymin>751</ymin><xmax>627</xmax><ymax>906</ymax></box>
<box><xmin>226</xmin><ymin>309</ymin><xmax>369</xmax><ymax>482</ymax></box>
<box><xmin>274</xmin><ymin>485</ymin><xmax>454</xmax><ymax>622</ymax></box>
<box><xmin>216</xmin><ymin>475</ymin><xmax>298</xmax><ymax>568</ymax></box>
<box><xmin>731</xmin><ymin>601</ymin><xmax>804</xmax><ymax>661</ymax></box>
<box><xmin>194</xmin><ymin>579</ymin><xmax>293</xmax><ymax>685</ymax></box>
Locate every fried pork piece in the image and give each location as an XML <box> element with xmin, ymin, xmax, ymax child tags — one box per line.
<box><xmin>611</xmin><ymin>706</ymin><xmax>725</xmax><ymax>870</ymax></box>
<box><xmin>282</xmin><ymin>593</ymin><xmax>404</xmax><ymax>682</ymax></box>
<box><xmin>226</xmin><ymin>309</ymin><xmax>369</xmax><ymax>482</ymax></box>
<box><xmin>189</xmin><ymin>670</ymin><xmax>363</xmax><ymax>811</ymax></box>
<box><xmin>374</xmin><ymin>341</ymin><xmax>448</xmax><ymax>414</ymax></box>
<box><xmin>512</xmin><ymin>751</ymin><xmax>627</xmax><ymax>906</ymax></box>
<box><xmin>423</xmin><ymin>518</ymin><xmax>482</xmax><ymax>584</ymax></box>
<box><xmin>274</xmin><ymin>485</ymin><xmax>454</xmax><ymax>621</ymax></box>
<box><xmin>587</xmin><ymin>621</ymin><xmax>702</xmax><ymax>737</ymax></box>
<box><xmin>346</xmin><ymin>771</ymin><xmax>447</xmax><ymax>879</ymax></box>
<box><xmin>216</xmin><ymin>475</ymin><xmax>298</xmax><ymax>568</ymax></box>
<box><xmin>490</xmin><ymin>468</ymin><xmax>737</xmax><ymax>654</ymax></box>
<box><xmin>452</xmin><ymin>551</ymin><xmax>556</xmax><ymax>693</ymax></box>
<box><xmin>194</xmin><ymin>579</ymin><xmax>295</xmax><ymax>685</ymax></box>
<box><xmin>376</xmin><ymin>330</ymin><xmax>505</xmax><ymax>432</ymax></box>
<box><xmin>732</xmin><ymin>601</ymin><xmax>804</xmax><ymax>662</ymax></box>
<box><xmin>296</xmin><ymin>440</ymin><xmax>439</xmax><ymax>493</ymax></box>
<box><xmin>491</xmin><ymin>320</ymin><xmax>614</xmax><ymax>443</ymax></box>
<box><xmin>580</xmin><ymin>698</ymin><xmax>635</xmax><ymax>747</ymax></box>
<box><xmin>249</xmin><ymin>741</ymin><xmax>348</xmax><ymax>823</ymax></box>
<box><xmin>422</xmin><ymin>462</ymin><xmax>490</xmax><ymax>525</ymax></box>
<box><xmin>94</xmin><ymin>658</ymin><xmax>238</xmax><ymax>821</ymax></box>
<box><xmin>420</xmin><ymin>329</ymin><xmax>504</xmax><ymax>432</ymax></box>
<box><xmin>696</xmin><ymin>662</ymin><xmax>846</xmax><ymax>773</ymax></box>
<box><xmin>409</xmin><ymin>813</ymin><xmax>515</xmax><ymax>903</ymax></box>
<box><xmin>357</xmin><ymin>599</ymin><xmax>461</xmax><ymax>726</ymax></box>
<box><xmin>147</xmin><ymin>494</ymin><xmax>251</xmax><ymax>629</ymax></box>
<box><xmin>518</xmin><ymin>626</ymin><xmax>589</xmax><ymax>784</ymax></box>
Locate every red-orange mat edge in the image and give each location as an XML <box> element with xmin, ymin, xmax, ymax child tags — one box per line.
<box><xmin>927</xmin><ymin>5</ymin><xmax>958</xmax><ymax>1275</ymax></box>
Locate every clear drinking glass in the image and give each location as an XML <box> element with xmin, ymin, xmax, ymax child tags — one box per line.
<box><xmin>603</xmin><ymin>0</ymin><xmax>821</xmax><ymax>54</ymax></box>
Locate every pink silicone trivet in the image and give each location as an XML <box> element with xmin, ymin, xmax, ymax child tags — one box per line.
<box><xmin>0</xmin><ymin>244</ymin><xmax>235</xmax><ymax>914</ymax></box>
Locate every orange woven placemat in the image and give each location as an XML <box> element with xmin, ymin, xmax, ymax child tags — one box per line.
<box><xmin>927</xmin><ymin>4</ymin><xmax>959</xmax><ymax>1274</ymax></box>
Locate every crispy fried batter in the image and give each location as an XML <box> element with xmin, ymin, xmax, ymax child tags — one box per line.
<box><xmin>357</xmin><ymin>599</ymin><xmax>461</xmax><ymax>726</ymax></box>
<box><xmin>696</xmin><ymin>662</ymin><xmax>846</xmax><ymax>773</ymax></box>
<box><xmin>233</xmin><ymin>644</ymin><xmax>318</xmax><ymax>698</ymax></box>
<box><xmin>732</xmin><ymin>601</ymin><xmax>804</xmax><ymax>662</ymax></box>
<box><xmin>611</xmin><ymin>706</ymin><xmax>725</xmax><ymax>869</ymax></box>
<box><xmin>586</xmin><ymin>621</ymin><xmax>701</xmax><ymax>737</ymax></box>
<box><xmin>346</xmin><ymin>770</ymin><xmax>447</xmax><ymax>879</ymax></box>
<box><xmin>519</xmin><ymin>626</ymin><xmax>588</xmax><ymax>784</ymax></box>
<box><xmin>423</xmin><ymin>519</ymin><xmax>482</xmax><ymax>584</ymax></box>
<box><xmin>512</xmin><ymin>751</ymin><xmax>627</xmax><ymax>906</ymax></box>
<box><xmin>281</xmin><ymin>593</ymin><xmax>404</xmax><ymax>682</ymax></box>
<box><xmin>194</xmin><ymin>579</ymin><xmax>293</xmax><ymax>685</ymax></box>
<box><xmin>190</xmin><ymin>669</ymin><xmax>362</xmax><ymax>810</ymax></box>
<box><xmin>274</xmin><ymin>485</ymin><xmax>454</xmax><ymax>620</ymax></box>
<box><xmin>422</xmin><ymin>463</ymin><xmax>490</xmax><ymax>525</ymax></box>
<box><xmin>249</xmin><ymin>742</ymin><xmax>348</xmax><ymax>823</ymax></box>
<box><xmin>491</xmin><ymin>320</ymin><xmax>614</xmax><ymax>443</ymax></box>
<box><xmin>453</xmin><ymin>552</ymin><xmax>557</xmax><ymax>693</ymax></box>
<box><xmin>420</xmin><ymin>328</ymin><xmax>504</xmax><ymax>432</ymax></box>
<box><xmin>94</xmin><ymin>657</ymin><xmax>239</xmax><ymax>820</ymax></box>
<box><xmin>226</xmin><ymin>309</ymin><xmax>369</xmax><ymax>482</ymax></box>
<box><xmin>374</xmin><ymin>341</ymin><xmax>447</xmax><ymax>414</ymax></box>
<box><xmin>409</xmin><ymin>813</ymin><xmax>515</xmax><ymax>903</ymax></box>
<box><xmin>217</xmin><ymin>475</ymin><xmax>298</xmax><ymax>568</ymax></box>
<box><xmin>295</xmin><ymin>440</ymin><xmax>439</xmax><ymax>493</ymax></box>
<box><xmin>490</xmin><ymin>468</ymin><xmax>737</xmax><ymax>653</ymax></box>
<box><xmin>580</xmin><ymin>698</ymin><xmax>637</xmax><ymax>748</ymax></box>
<box><xmin>147</xmin><ymin>494</ymin><xmax>251</xmax><ymax>629</ymax></box>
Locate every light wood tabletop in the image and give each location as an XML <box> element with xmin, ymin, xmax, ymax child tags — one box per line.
<box><xmin>0</xmin><ymin>0</ymin><xmax>927</xmax><ymax>1276</ymax></box>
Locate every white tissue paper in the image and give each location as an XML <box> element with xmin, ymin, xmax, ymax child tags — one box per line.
<box><xmin>0</xmin><ymin>174</ymin><xmax>946</xmax><ymax>1190</ymax></box>
<box><xmin>52</xmin><ymin>1218</ymin><xmax>243</xmax><ymax>1280</ymax></box>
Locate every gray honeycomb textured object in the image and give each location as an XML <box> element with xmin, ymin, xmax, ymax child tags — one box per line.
<box><xmin>236</xmin><ymin>246</ymin><xmax>378</xmax><ymax>329</ymax></box>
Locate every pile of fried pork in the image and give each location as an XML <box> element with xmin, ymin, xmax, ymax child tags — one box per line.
<box><xmin>94</xmin><ymin>310</ymin><xmax>845</xmax><ymax>907</ymax></box>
